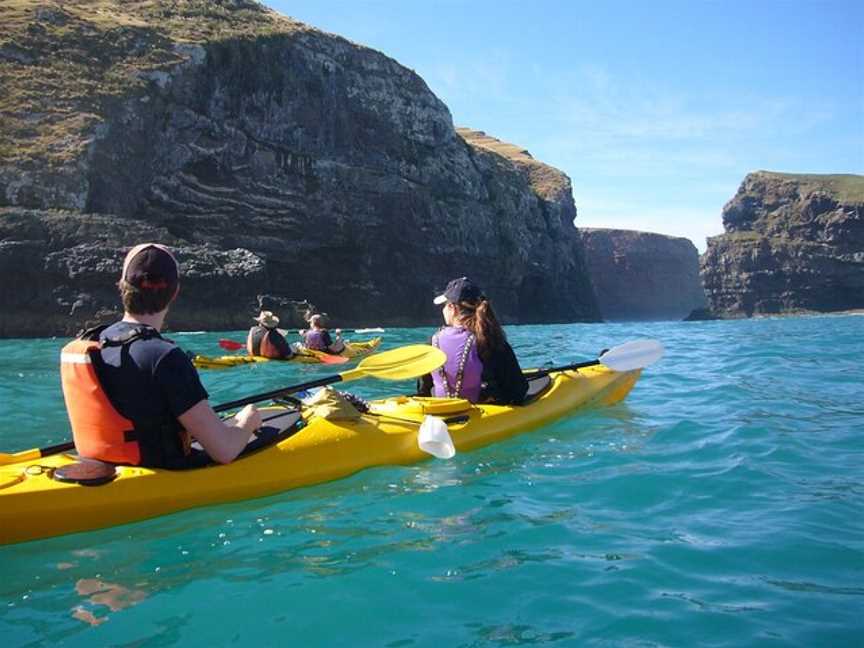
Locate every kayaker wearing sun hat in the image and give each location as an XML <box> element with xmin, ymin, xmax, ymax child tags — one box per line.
<box><xmin>60</xmin><ymin>243</ymin><xmax>261</xmax><ymax>468</ymax></box>
<box><xmin>247</xmin><ymin>310</ymin><xmax>295</xmax><ymax>359</ymax></box>
<box><xmin>417</xmin><ymin>277</ymin><xmax>528</xmax><ymax>405</ymax></box>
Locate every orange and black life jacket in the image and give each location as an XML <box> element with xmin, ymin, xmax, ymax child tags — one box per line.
<box><xmin>247</xmin><ymin>326</ymin><xmax>287</xmax><ymax>359</ymax></box>
<box><xmin>60</xmin><ymin>325</ymin><xmax>191</xmax><ymax>468</ymax></box>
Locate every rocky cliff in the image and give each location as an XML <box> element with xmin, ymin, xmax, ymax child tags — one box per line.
<box><xmin>0</xmin><ymin>0</ymin><xmax>599</xmax><ymax>337</ymax></box>
<box><xmin>579</xmin><ymin>228</ymin><xmax>706</xmax><ymax>321</ymax></box>
<box><xmin>701</xmin><ymin>171</ymin><xmax>864</xmax><ymax>317</ymax></box>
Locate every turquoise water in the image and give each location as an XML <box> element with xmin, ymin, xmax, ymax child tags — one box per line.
<box><xmin>1</xmin><ymin>316</ymin><xmax>862</xmax><ymax>646</ymax></box>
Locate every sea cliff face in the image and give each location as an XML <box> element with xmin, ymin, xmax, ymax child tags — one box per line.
<box><xmin>701</xmin><ymin>172</ymin><xmax>864</xmax><ymax>317</ymax></box>
<box><xmin>579</xmin><ymin>228</ymin><xmax>706</xmax><ymax>321</ymax></box>
<box><xmin>0</xmin><ymin>0</ymin><xmax>599</xmax><ymax>337</ymax></box>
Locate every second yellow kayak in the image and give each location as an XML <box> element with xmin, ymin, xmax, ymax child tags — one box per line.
<box><xmin>193</xmin><ymin>337</ymin><xmax>382</xmax><ymax>369</ymax></box>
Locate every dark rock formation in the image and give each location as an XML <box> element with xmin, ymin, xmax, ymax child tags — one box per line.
<box><xmin>683</xmin><ymin>308</ymin><xmax>717</xmax><ymax>322</ymax></box>
<box><xmin>701</xmin><ymin>171</ymin><xmax>864</xmax><ymax>317</ymax></box>
<box><xmin>579</xmin><ymin>228</ymin><xmax>706</xmax><ymax>321</ymax></box>
<box><xmin>0</xmin><ymin>1</ymin><xmax>599</xmax><ymax>337</ymax></box>
<box><xmin>256</xmin><ymin>295</ymin><xmax>315</xmax><ymax>329</ymax></box>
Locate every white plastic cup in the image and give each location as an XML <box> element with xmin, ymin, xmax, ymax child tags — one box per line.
<box><xmin>418</xmin><ymin>415</ymin><xmax>456</xmax><ymax>459</ymax></box>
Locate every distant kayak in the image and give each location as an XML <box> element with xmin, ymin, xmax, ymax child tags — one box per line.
<box><xmin>192</xmin><ymin>337</ymin><xmax>382</xmax><ymax>369</ymax></box>
<box><xmin>277</xmin><ymin>327</ymin><xmax>385</xmax><ymax>335</ymax></box>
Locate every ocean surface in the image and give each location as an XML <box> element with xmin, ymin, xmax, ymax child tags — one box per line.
<box><xmin>1</xmin><ymin>316</ymin><xmax>862</xmax><ymax>647</ymax></box>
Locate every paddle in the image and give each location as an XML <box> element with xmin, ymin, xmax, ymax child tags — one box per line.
<box><xmin>276</xmin><ymin>328</ymin><xmax>384</xmax><ymax>335</ymax></box>
<box><xmin>0</xmin><ymin>344</ymin><xmax>446</xmax><ymax>466</ymax></box>
<box><xmin>213</xmin><ymin>344</ymin><xmax>446</xmax><ymax>412</ymax></box>
<box><xmin>218</xmin><ymin>338</ymin><xmax>244</xmax><ymax>351</ymax></box>
<box><xmin>524</xmin><ymin>339</ymin><xmax>664</xmax><ymax>377</ymax></box>
<box><xmin>217</xmin><ymin>338</ymin><xmax>348</xmax><ymax>365</ymax></box>
<box><xmin>0</xmin><ymin>441</ymin><xmax>77</xmax><ymax>466</ymax></box>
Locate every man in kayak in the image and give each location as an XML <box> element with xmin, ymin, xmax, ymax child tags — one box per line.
<box><xmin>247</xmin><ymin>310</ymin><xmax>295</xmax><ymax>359</ymax></box>
<box><xmin>417</xmin><ymin>277</ymin><xmax>528</xmax><ymax>405</ymax></box>
<box><xmin>60</xmin><ymin>243</ymin><xmax>261</xmax><ymax>467</ymax></box>
<box><xmin>301</xmin><ymin>313</ymin><xmax>346</xmax><ymax>355</ymax></box>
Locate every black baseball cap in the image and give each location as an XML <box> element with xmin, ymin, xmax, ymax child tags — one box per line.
<box><xmin>121</xmin><ymin>243</ymin><xmax>179</xmax><ymax>292</ymax></box>
<box><xmin>433</xmin><ymin>277</ymin><xmax>484</xmax><ymax>305</ymax></box>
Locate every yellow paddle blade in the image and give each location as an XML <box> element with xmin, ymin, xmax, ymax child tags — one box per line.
<box><xmin>345</xmin><ymin>344</ymin><xmax>446</xmax><ymax>381</ymax></box>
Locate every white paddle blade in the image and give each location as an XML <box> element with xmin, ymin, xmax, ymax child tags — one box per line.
<box><xmin>599</xmin><ymin>339</ymin><xmax>664</xmax><ymax>371</ymax></box>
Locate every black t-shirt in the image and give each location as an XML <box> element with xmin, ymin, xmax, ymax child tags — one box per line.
<box><xmin>97</xmin><ymin>321</ymin><xmax>209</xmax><ymax>423</ymax></box>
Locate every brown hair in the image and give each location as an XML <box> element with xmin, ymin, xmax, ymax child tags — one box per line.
<box><xmin>452</xmin><ymin>298</ymin><xmax>507</xmax><ymax>361</ymax></box>
<box><xmin>118</xmin><ymin>279</ymin><xmax>176</xmax><ymax>315</ymax></box>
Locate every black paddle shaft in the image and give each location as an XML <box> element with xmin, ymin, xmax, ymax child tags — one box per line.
<box><xmin>213</xmin><ymin>374</ymin><xmax>345</xmax><ymax>413</ymax></box>
<box><xmin>17</xmin><ymin>377</ymin><xmax>341</xmax><ymax>460</ymax></box>
<box><xmin>523</xmin><ymin>358</ymin><xmax>601</xmax><ymax>379</ymax></box>
<box><xmin>40</xmin><ymin>441</ymin><xmax>76</xmax><ymax>456</ymax></box>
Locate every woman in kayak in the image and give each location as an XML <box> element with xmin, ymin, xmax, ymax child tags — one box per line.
<box><xmin>301</xmin><ymin>313</ymin><xmax>346</xmax><ymax>355</ymax></box>
<box><xmin>417</xmin><ymin>277</ymin><xmax>528</xmax><ymax>405</ymax></box>
<box><xmin>247</xmin><ymin>310</ymin><xmax>295</xmax><ymax>359</ymax></box>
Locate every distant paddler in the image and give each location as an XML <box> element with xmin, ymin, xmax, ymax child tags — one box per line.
<box><xmin>300</xmin><ymin>313</ymin><xmax>347</xmax><ymax>355</ymax></box>
<box><xmin>247</xmin><ymin>310</ymin><xmax>296</xmax><ymax>360</ymax></box>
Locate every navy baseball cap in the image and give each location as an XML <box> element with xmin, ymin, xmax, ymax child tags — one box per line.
<box><xmin>433</xmin><ymin>277</ymin><xmax>484</xmax><ymax>305</ymax></box>
<box><xmin>121</xmin><ymin>243</ymin><xmax>179</xmax><ymax>291</ymax></box>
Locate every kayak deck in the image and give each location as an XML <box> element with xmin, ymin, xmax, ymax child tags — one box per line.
<box><xmin>0</xmin><ymin>365</ymin><xmax>640</xmax><ymax>545</ymax></box>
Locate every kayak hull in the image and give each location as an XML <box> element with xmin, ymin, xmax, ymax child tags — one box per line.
<box><xmin>0</xmin><ymin>365</ymin><xmax>640</xmax><ymax>545</ymax></box>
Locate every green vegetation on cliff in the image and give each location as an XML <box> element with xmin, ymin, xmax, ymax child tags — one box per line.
<box><xmin>0</xmin><ymin>0</ymin><xmax>299</xmax><ymax>162</ymax></box>
<box><xmin>753</xmin><ymin>171</ymin><xmax>864</xmax><ymax>204</ymax></box>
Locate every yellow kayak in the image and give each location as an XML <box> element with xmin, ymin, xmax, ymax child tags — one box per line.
<box><xmin>193</xmin><ymin>337</ymin><xmax>382</xmax><ymax>369</ymax></box>
<box><xmin>0</xmin><ymin>365</ymin><xmax>640</xmax><ymax>545</ymax></box>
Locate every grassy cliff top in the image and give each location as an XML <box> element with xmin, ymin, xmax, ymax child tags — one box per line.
<box><xmin>0</xmin><ymin>0</ymin><xmax>302</xmax><ymax>162</ymax></box>
<box><xmin>1</xmin><ymin>0</ymin><xmax>297</xmax><ymax>42</ymax></box>
<box><xmin>579</xmin><ymin>227</ymin><xmax>697</xmax><ymax>246</ymax></box>
<box><xmin>456</xmin><ymin>127</ymin><xmax>572</xmax><ymax>202</ymax></box>
<box><xmin>751</xmin><ymin>171</ymin><xmax>864</xmax><ymax>204</ymax></box>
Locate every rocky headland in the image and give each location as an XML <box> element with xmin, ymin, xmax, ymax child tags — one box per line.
<box><xmin>0</xmin><ymin>0</ymin><xmax>599</xmax><ymax>337</ymax></box>
<box><xmin>701</xmin><ymin>171</ymin><xmax>864</xmax><ymax>317</ymax></box>
<box><xmin>579</xmin><ymin>228</ymin><xmax>706</xmax><ymax>321</ymax></box>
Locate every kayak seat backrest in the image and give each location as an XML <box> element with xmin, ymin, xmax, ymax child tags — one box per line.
<box><xmin>52</xmin><ymin>459</ymin><xmax>118</xmax><ymax>486</ymax></box>
<box><xmin>523</xmin><ymin>374</ymin><xmax>553</xmax><ymax>404</ymax></box>
<box><xmin>188</xmin><ymin>409</ymin><xmax>304</xmax><ymax>467</ymax></box>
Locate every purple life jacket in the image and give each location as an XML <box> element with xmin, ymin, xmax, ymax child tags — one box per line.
<box><xmin>304</xmin><ymin>329</ymin><xmax>330</xmax><ymax>351</ymax></box>
<box><xmin>431</xmin><ymin>326</ymin><xmax>483</xmax><ymax>402</ymax></box>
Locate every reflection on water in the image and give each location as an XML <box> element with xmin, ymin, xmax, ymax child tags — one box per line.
<box><xmin>71</xmin><ymin>578</ymin><xmax>148</xmax><ymax>626</ymax></box>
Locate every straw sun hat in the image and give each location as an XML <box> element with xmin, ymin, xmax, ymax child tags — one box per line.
<box><xmin>253</xmin><ymin>310</ymin><xmax>280</xmax><ymax>328</ymax></box>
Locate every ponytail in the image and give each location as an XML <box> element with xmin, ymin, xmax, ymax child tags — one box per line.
<box><xmin>455</xmin><ymin>298</ymin><xmax>507</xmax><ymax>361</ymax></box>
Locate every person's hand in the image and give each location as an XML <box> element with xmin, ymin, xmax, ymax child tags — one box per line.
<box><xmin>235</xmin><ymin>404</ymin><xmax>262</xmax><ymax>433</ymax></box>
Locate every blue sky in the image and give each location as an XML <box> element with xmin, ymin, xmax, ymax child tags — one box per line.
<box><xmin>266</xmin><ymin>0</ymin><xmax>863</xmax><ymax>251</ymax></box>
